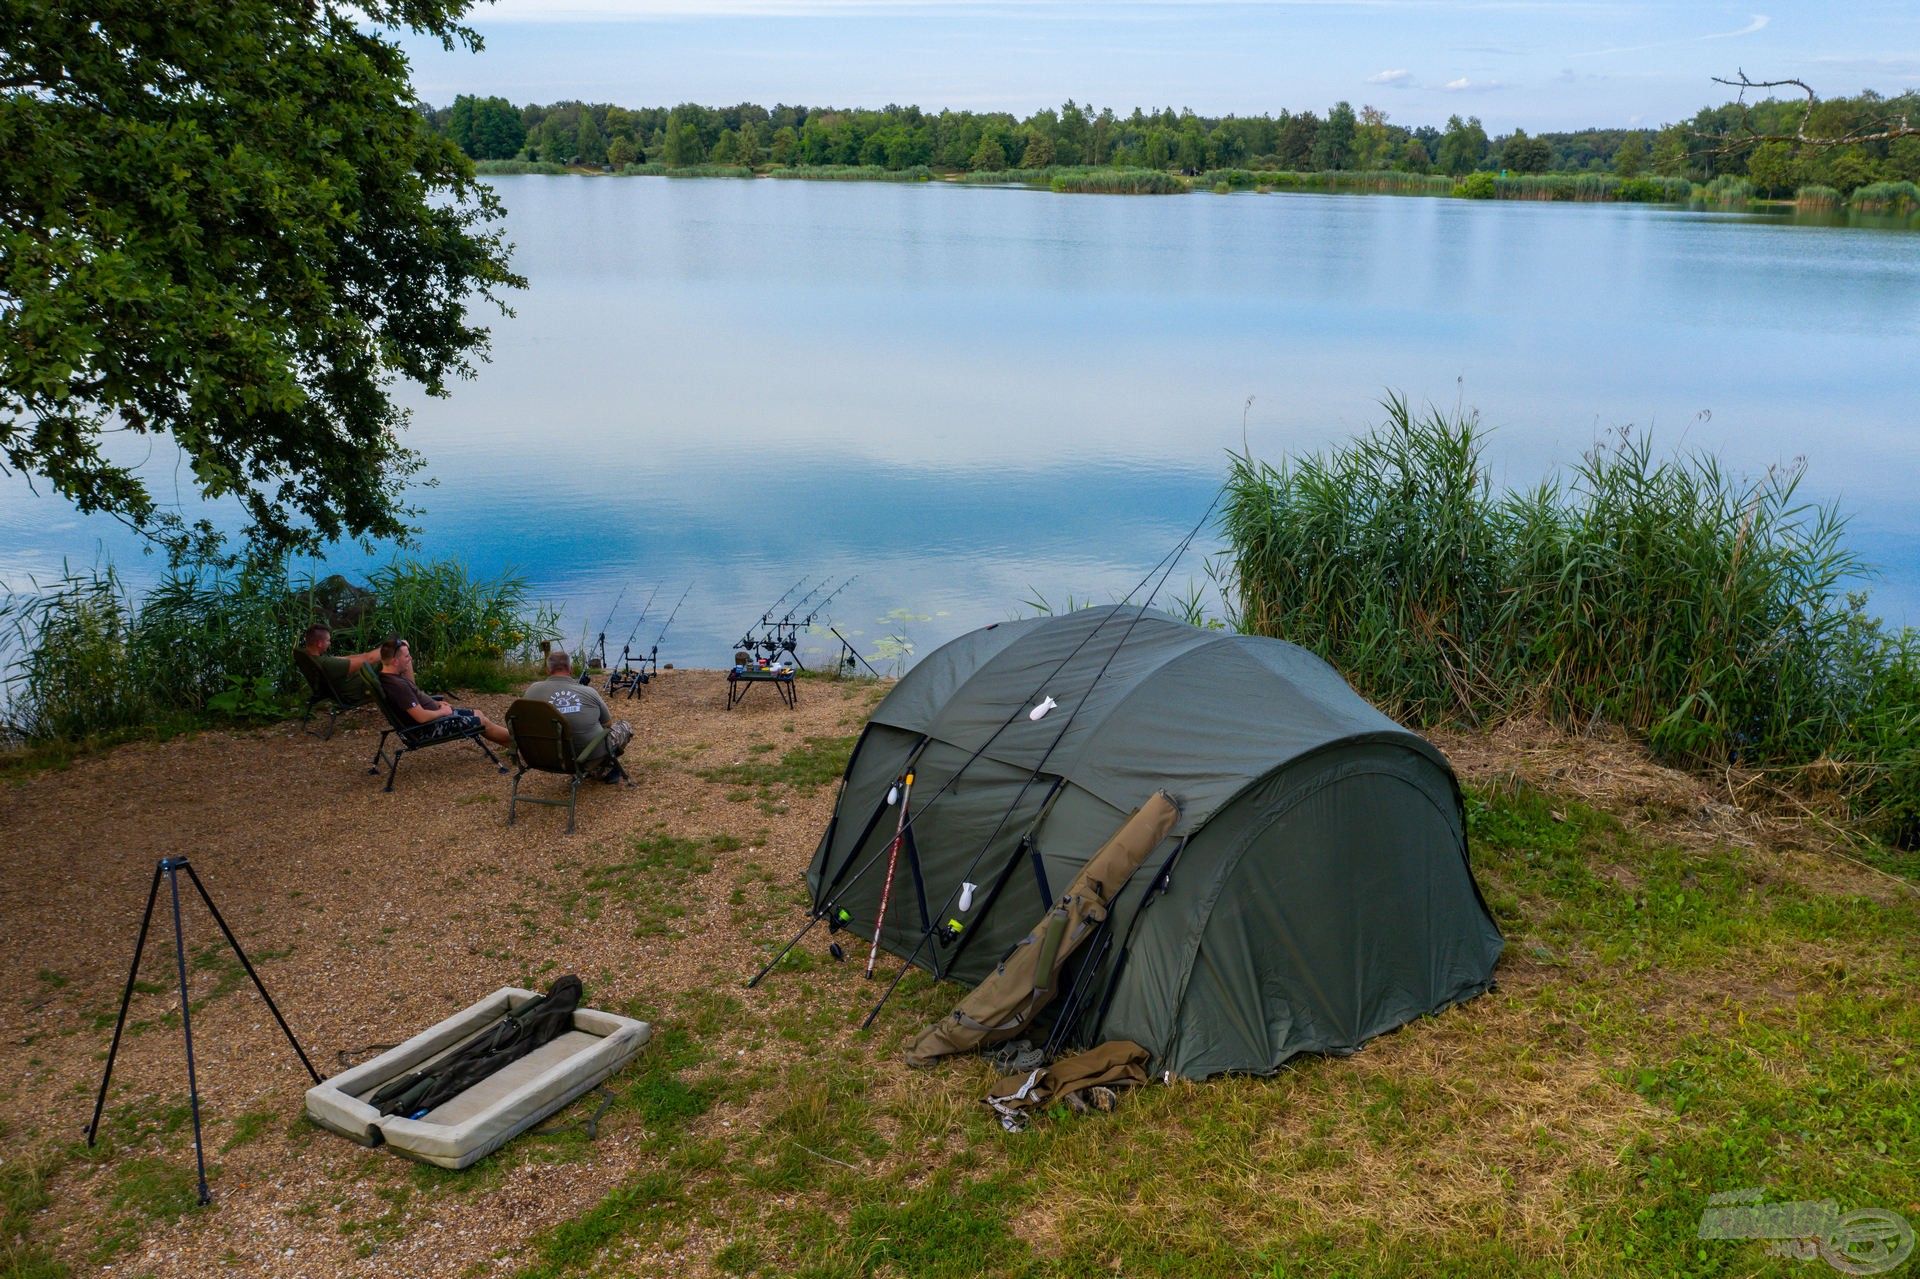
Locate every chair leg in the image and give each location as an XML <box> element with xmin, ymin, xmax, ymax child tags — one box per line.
<box><xmin>508</xmin><ymin>770</ymin><xmax>522</xmax><ymax>826</ymax></box>
<box><xmin>565</xmin><ymin>776</ymin><xmax>578</xmax><ymax>836</ymax></box>
<box><xmin>320</xmin><ymin>707</ymin><xmax>339</xmax><ymax>742</ymax></box>
<box><xmin>384</xmin><ymin>747</ymin><xmax>402</xmax><ymax>793</ymax></box>
<box><xmin>370</xmin><ymin>730</ymin><xmax>392</xmax><ymax>776</ymax></box>
<box><xmin>470</xmin><ymin>733</ymin><xmax>505</xmax><ymax>772</ymax></box>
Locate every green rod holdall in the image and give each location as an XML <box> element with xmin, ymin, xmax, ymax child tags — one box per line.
<box><xmin>905</xmin><ymin>790</ymin><xmax>1179</xmax><ymax>1068</ymax></box>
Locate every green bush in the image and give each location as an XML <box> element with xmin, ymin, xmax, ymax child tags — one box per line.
<box><xmin>1453</xmin><ymin>172</ymin><xmax>1497</xmax><ymax>199</ymax></box>
<box><xmin>1</xmin><ymin>558</ymin><xmax>560</xmax><ymax>745</ymax></box>
<box><xmin>1221</xmin><ymin>395</ymin><xmax>1920</xmax><ymax>843</ymax></box>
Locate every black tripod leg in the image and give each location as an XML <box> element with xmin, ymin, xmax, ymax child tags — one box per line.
<box><xmin>180</xmin><ymin>863</ymin><xmax>320</xmax><ymax>1085</ymax></box>
<box><xmin>86</xmin><ymin>861</ymin><xmax>164</xmax><ymax>1146</ymax></box>
<box><xmin>164</xmin><ymin>861</ymin><xmax>212</xmax><ymax>1205</ymax></box>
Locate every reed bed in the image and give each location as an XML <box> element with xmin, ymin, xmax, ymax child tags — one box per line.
<box><xmin>953</xmin><ymin>168</ymin><xmax>1054</xmax><ymax>186</ymax></box>
<box><xmin>1049</xmin><ymin>167</ymin><xmax>1186</xmax><ymax>194</ymax></box>
<box><xmin>1698</xmin><ymin>175</ymin><xmax>1755</xmax><ymax>206</ymax></box>
<box><xmin>1849</xmin><ymin>180</ymin><xmax>1920</xmax><ymax>215</ymax></box>
<box><xmin>664</xmin><ymin>164</ymin><xmax>756</xmax><ymax>179</ymax></box>
<box><xmin>473</xmin><ymin>159</ymin><xmax>568</xmax><ymax>176</ymax></box>
<box><xmin>1495</xmin><ymin>173</ymin><xmax>1691</xmax><ymax>202</ymax></box>
<box><xmin>1221</xmin><ymin>396</ymin><xmax>1919</xmax><ymax>843</ymax></box>
<box><xmin>1795</xmin><ymin>184</ymin><xmax>1843</xmax><ymax>210</ymax></box>
<box><xmin>0</xmin><ymin>559</ymin><xmax>559</xmax><ymax>745</ymax></box>
<box><xmin>619</xmin><ymin>162</ymin><xmax>669</xmax><ymax>176</ymax></box>
<box><xmin>771</xmin><ymin>165</ymin><xmax>934</xmax><ymax>182</ymax></box>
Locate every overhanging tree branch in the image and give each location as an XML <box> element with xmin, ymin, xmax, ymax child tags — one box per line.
<box><xmin>1707</xmin><ymin>69</ymin><xmax>1918</xmax><ymax>149</ymax></box>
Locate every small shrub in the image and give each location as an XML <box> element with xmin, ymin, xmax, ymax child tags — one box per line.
<box><xmin>1453</xmin><ymin>172</ymin><xmax>1496</xmax><ymax>199</ymax></box>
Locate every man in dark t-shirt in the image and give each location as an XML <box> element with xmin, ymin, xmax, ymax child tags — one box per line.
<box><xmin>377</xmin><ymin>638</ymin><xmax>511</xmax><ymax>746</ymax></box>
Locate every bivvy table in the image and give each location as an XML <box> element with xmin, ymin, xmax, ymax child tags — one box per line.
<box><xmin>727</xmin><ymin>667</ymin><xmax>797</xmax><ymax>710</ymax></box>
<box><xmin>306</xmin><ymin>988</ymin><xmax>650</xmax><ymax>1169</ymax></box>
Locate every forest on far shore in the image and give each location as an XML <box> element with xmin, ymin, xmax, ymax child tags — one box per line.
<box><xmin>432</xmin><ymin>90</ymin><xmax>1920</xmax><ymax>195</ymax></box>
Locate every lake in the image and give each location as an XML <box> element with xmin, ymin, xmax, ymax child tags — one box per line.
<box><xmin>5</xmin><ymin>177</ymin><xmax>1918</xmax><ymax>669</ymax></box>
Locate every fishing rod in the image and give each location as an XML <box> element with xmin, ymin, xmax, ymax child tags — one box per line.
<box><xmin>746</xmin><ymin>513</ymin><xmax>1208</xmax><ymax>991</ymax></box>
<box><xmin>800</xmin><ymin>575</ymin><xmax>857</xmax><ymax>626</ymax></box>
<box><xmin>582</xmin><ymin>583</ymin><xmax>627</xmax><ymax>678</ymax></box>
<box><xmin>606</xmin><ymin>582</ymin><xmax>664</xmax><ymax>696</ymax></box>
<box><xmin>854</xmin><ymin>494</ymin><xmax>1220</xmax><ymax>1029</ymax></box>
<box><xmin>742</xmin><ymin>575</ymin><xmax>810</xmax><ymax>648</ymax></box>
<box><xmin>767</xmin><ymin>574</ymin><xmax>856</xmax><ymax>672</ymax></box>
<box><xmin>829</xmin><ymin>625</ymin><xmax>883</xmax><ymax>678</ymax></box>
<box><xmin>779</xmin><ymin>576</ymin><xmax>833</xmax><ymax>628</ymax></box>
<box><xmin>633</xmin><ymin>583</ymin><xmax>693</xmax><ymax>688</ymax></box>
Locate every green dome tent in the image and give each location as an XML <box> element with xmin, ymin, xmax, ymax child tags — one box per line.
<box><xmin>805</xmin><ymin>606</ymin><xmax>1503</xmax><ymax>1080</ymax></box>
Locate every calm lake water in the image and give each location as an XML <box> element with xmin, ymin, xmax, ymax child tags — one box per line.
<box><xmin>5</xmin><ymin>177</ymin><xmax>1919</xmax><ymax>667</ymax></box>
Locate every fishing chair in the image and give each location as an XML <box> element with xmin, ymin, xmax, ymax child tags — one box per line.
<box><xmin>504</xmin><ymin>700</ymin><xmax>623</xmax><ymax>834</ymax></box>
<box><xmin>292</xmin><ymin>648</ymin><xmax>377</xmax><ymax>740</ymax></box>
<box><xmin>369</xmin><ymin>687</ymin><xmax>506</xmax><ymax>793</ymax></box>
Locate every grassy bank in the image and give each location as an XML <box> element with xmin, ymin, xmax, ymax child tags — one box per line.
<box><xmin>0</xmin><ymin>559</ymin><xmax>558</xmax><ymax>756</ymax></box>
<box><xmin>2</xmin><ymin>670</ymin><xmax>1912</xmax><ymax>1276</ymax></box>
<box><xmin>1221</xmin><ymin>396</ymin><xmax>1920</xmax><ymax>846</ymax></box>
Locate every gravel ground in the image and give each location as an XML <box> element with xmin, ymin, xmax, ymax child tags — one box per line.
<box><xmin>0</xmin><ymin>669</ymin><xmax>886</xmax><ymax>1278</ymax></box>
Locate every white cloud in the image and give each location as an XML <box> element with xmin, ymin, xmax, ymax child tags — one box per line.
<box><xmin>1367</xmin><ymin>68</ymin><xmax>1414</xmax><ymax>86</ymax></box>
<box><xmin>1442</xmin><ymin>76</ymin><xmax>1504</xmax><ymax>92</ymax></box>
<box><xmin>1573</xmin><ymin>13</ymin><xmax>1770</xmax><ymax>59</ymax></box>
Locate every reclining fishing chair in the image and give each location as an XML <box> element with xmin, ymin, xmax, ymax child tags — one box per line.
<box><xmin>293</xmin><ymin>648</ymin><xmax>378</xmax><ymax>740</ymax></box>
<box><xmin>370</xmin><ymin>686</ymin><xmax>506</xmax><ymax>793</ymax></box>
<box><xmin>504</xmin><ymin>699</ymin><xmax>622</xmax><ymax>834</ymax></box>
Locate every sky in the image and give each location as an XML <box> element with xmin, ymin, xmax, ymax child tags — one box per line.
<box><xmin>389</xmin><ymin>0</ymin><xmax>1920</xmax><ymax>132</ymax></box>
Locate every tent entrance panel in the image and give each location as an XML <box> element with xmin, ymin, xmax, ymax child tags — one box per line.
<box><xmin>815</xmin><ymin>738</ymin><xmax>1070</xmax><ymax>985</ymax></box>
<box><xmin>1161</xmin><ymin>752</ymin><xmax>1500</xmax><ymax>1080</ymax></box>
<box><xmin>808</xmin><ymin>723</ymin><xmax>924</xmax><ymax>909</ymax></box>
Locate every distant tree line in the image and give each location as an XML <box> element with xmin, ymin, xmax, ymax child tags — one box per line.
<box><xmin>426</xmin><ymin>89</ymin><xmax>1920</xmax><ymax>195</ymax></box>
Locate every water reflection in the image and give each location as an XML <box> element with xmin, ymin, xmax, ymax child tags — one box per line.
<box><xmin>3</xmin><ymin>177</ymin><xmax>1916</xmax><ymax>660</ymax></box>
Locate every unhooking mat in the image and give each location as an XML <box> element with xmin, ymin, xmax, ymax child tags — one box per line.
<box><xmin>305</xmin><ymin>987</ymin><xmax>651</xmax><ymax>1169</ymax></box>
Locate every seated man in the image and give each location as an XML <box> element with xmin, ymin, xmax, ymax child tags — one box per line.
<box><xmin>299</xmin><ymin>622</ymin><xmax>383</xmax><ymax>698</ymax></box>
<box><xmin>377</xmin><ymin>637</ymin><xmax>511</xmax><ymax>746</ymax></box>
<box><xmin>523</xmin><ymin>649</ymin><xmax>634</xmax><ymax>780</ymax></box>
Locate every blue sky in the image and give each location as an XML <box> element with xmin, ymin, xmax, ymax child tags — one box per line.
<box><xmin>391</xmin><ymin>0</ymin><xmax>1920</xmax><ymax>132</ymax></box>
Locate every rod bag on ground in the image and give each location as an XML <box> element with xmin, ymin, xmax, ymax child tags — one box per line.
<box><xmin>905</xmin><ymin>790</ymin><xmax>1179</xmax><ymax>1068</ymax></box>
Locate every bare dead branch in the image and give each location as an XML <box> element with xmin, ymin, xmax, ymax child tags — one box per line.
<box><xmin>1699</xmin><ymin>69</ymin><xmax>1918</xmax><ymax>153</ymax></box>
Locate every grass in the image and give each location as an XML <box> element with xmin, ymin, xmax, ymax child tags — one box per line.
<box><xmin>1221</xmin><ymin>394</ymin><xmax>1920</xmax><ymax>845</ymax></box>
<box><xmin>583</xmin><ymin>832</ymin><xmax>744</xmax><ymax>937</ymax></box>
<box><xmin>477</xmin><ymin>776</ymin><xmax>1920</xmax><ymax>1277</ymax></box>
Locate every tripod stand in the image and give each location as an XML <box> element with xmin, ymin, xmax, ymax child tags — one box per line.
<box><xmin>85</xmin><ymin>856</ymin><xmax>320</xmax><ymax>1205</ymax></box>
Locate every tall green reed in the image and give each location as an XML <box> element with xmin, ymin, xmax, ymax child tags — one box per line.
<box><xmin>1</xmin><ymin>558</ymin><xmax>559</xmax><ymax>744</ymax></box>
<box><xmin>1221</xmin><ymin>395</ymin><xmax>1919</xmax><ymax>843</ymax></box>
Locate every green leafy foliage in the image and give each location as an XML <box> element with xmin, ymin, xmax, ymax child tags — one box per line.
<box><xmin>0</xmin><ymin>557</ymin><xmax>558</xmax><ymax>744</ymax></box>
<box><xmin>0</xmin><ymin>1</ymin><xmax>525</xmax><ymax>560</ymax></box>
<box><xmin>1222</xmin><ymin>395</ymin><xmax>1920</xmax><ymax>842</ymax></box>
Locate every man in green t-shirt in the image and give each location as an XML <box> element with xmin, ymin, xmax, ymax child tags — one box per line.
<box><xmin>522</xmin><ymin>650</ymin><xmax>633</xmax><ymax>779</ymax></box>
<box><xmin>299</xmin><ymin>622</ymin><xmax>383</xmax><ymax>699</ymax></box>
